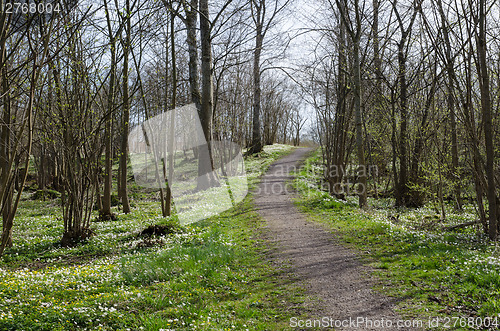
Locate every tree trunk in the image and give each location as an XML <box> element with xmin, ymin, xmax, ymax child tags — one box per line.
<box><xmin>1</xmin><ymin>62</ymin><xmax>36</xmax><ymax>255</ymax></box>
<box><xmin>329</xmin><ymin>18</ymin><xmax>348</xmax><ymax>198</ymax></box>
<box><xmin>391</xmin><ymin>2</ymin><xmax>419</xmax><ymax>207</ymax></box>
<box><xmin>353</xmin><ymin>39</ymin><xmax>367</xmax><ymax>208</ymax></box>
<box><xmin>0</xmin><ymin>15</ymin><xmax>52</xmax><ymax>254</ymax></box>
<box><xmin>249</xmin><ymin>5</ymin><xmax>263</xmax><ymax>155</ymax></box>
<box><xmin>102</xmin><ymin>1</ymin><xmax>116</xmax><ymax>218</ymax></box>
<box><xmin>372</xmin><ymin>0</ymin><xmax>382</xmax><ymax>87</ymax></box>
<box><xmin>0</xmin><ymin>62</ymin><xmax>13</xmax><ymax>250</ymax></box>
<box><xmin>184</xmin><ymin>0</ymin><xmax>202</xmax><ymax>111</ymax></box>
<box><xmin>477</xmin><ymin>0</ymin><xmax>497</xmax><ymax>239</ymax></box>
<box><xmin>336</xmin><ymin>0</ymin><xmax>367</xmax><ymax>207</ymax></box>
<box><xmin>165</xmin><ymin>6</ymin><xmax>177</xmax><ymax>217</ymax></box>
<box><xmin>396</xmin><ymin>36</ymin><xmax>408</xmax><ymax>207</ymax></box>
<box><xmin>462</xmin><ymin>47</ymin><xmax>488</xmax><ymax>232</ymax></box>
<box><xmin>119</xmin><ymin>0</ymin><xmax>132</xmax><ymax>214</ymax></box>
<box><xmin>197</xmin><ymin>0</ymin><xmax>217</xmax><ymax>190</ymax></box>
<box><xmin>436</xmin><ymin>0</ymin><xmax>462</xmax><ymax>210</ymax></box>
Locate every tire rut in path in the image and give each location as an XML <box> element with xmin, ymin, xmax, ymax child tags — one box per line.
<box><xmin>253</xmin><ymin>148</ymin><xmax>418</xmax><ymax>330</ymax></box>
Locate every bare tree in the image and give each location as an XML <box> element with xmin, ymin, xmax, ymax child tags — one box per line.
<box><xmin>434</xmin><ymin>0</ymin><xmax>462</xmax><ymax>210</ymax></box>
<box><xmin>476</xmin><ymin>0</ymin><xmax>497</xmax><ymax>239</ymax></box>
<box><xmin>117</xmin><ymin>0</ymin><xmax>134</xmax><ymax>214</ymax></box>
<box><xmin>391</xmin><ymin>0</ymin><xmax>421</xmax><ymax>207</ymax></box>
<box><xmin>247</xmin><ymin>0</ymin><xmax>292</xmax><ymax>154</ymax></box>
<box><xmin>101</xmin><ymin>0</ymin><xmax>121</xmax><ymax>220</ymax></box>
<box><xmin>0</xmin><ymin>11</ymin><xmax>56</xmax><ymax>255</ymax></box>
<box><xmin>335</xmin><ymin>0</ymin><xmax>368</xmax><ymax>208</ymax></box>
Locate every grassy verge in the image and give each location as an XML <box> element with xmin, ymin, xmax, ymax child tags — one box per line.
<box><xmin>293</xmin><ymin>149</ymin><xmax>500</xmax><ymax>330</ymax></box>
<box><xmin>0</xmin><ymin>144</ymin><xmax>313</xmax><ymax>330</ymax></box>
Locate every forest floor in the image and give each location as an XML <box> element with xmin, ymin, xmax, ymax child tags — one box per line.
<box><xmin>0</xmin><ymin>144</ymin><xmax>316</xmax><ymax>330</ymax></box>
<box><xmin>254</xmin><ymin>148</ymin><xmax>417</xmax><ymax>330</ymax></box>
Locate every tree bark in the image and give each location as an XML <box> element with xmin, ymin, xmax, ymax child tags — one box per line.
<box><xmin>0</xmin><ymin>62</ymin><xmax>13</xmax><ymax>250</ymax></box>
<box><xmin>336</xmin><ymin>0</ymin><xmax>367</xmax><ymax>208</ymax></box>
<box><xmin>0</xmin><ymin>17</ymin><xmax>53</xmax><ymax>254</ymax></box>
<box><xmin>119</xmin><ymin>0</ymin><xmax>132</xmax><ymax>214</ymax></box>
<box><xmin>331</xmin><ymin>18</ymin><xmax>348</xmax><ymax>198</ymax></box>
<box><xmin>198</xmin><ymin>0</ymin><xmax>216</xmax><ymax>190</ymax></box>
<box><xmin>436</xmin><ymin>0</ymin><xmax>462</xmax><ymax>210</ymax></box>
<box><xmin>396</xmin><ymin>35</ymin><xmax>408</xmax><ymax>207</ymax></box>
<box><xmin>476</xmin><ymin>0</ymin><xmax>497</xmax><ymax>239</ymax></box>
<box><xmin>351</xmin><ymin>20</ymin><xmax>367</xmax><ymax>208</ymax></box>
<box><xmin>165</xmin><ymin>5</ymin><xmax>177</xmax><ymax>217</ymax></box>
<box><xmin>184</xmin><ymin>0</ymin><xmax>202</xmax><ymax>111</ymax></box>
<box><xmin>249</xmin><ymin>1</ymin><xmax>264</xmax><ymax>155</ymax></box>
<box><xmin>392</xmin><ymin>1</ymin><xmax>419</xmax><ymax>207</ymax></box>
<box><xmin>102</xmin><ymin>0</ymin><xmax>117</xmax><ymax>218</ymax></box>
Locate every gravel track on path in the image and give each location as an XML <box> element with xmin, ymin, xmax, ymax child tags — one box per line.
<box><xmin>254</xmin><ymin>148</ymin><xmax>419</xmax><ymax>330</ymax></box>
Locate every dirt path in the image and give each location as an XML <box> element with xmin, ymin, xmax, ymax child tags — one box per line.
<box><xmin>254</xmin><ymin>148</ymin><xmax>419</xmax><ymax>330</ymax></box>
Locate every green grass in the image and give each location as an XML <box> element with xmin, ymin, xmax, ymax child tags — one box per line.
<box><xmin>0</xmin><ymin>144</ymin><xmax>314</xmax><ymax>330</ymax></box>
<box><xmin>293</xmin><ymin>149</ymin><xmax>500</xmax><ymax>330</ymax></box>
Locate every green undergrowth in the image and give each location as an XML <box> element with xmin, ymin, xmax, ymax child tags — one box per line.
<box><xmin>293</xmin><ymin>149</ymin><xmax>500</xmax><ymax>330</ymax></box>
<box><xmin>0</xmin><ymin>144</ymin><xmax>311</xmax><ymax>330</ymax></box>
